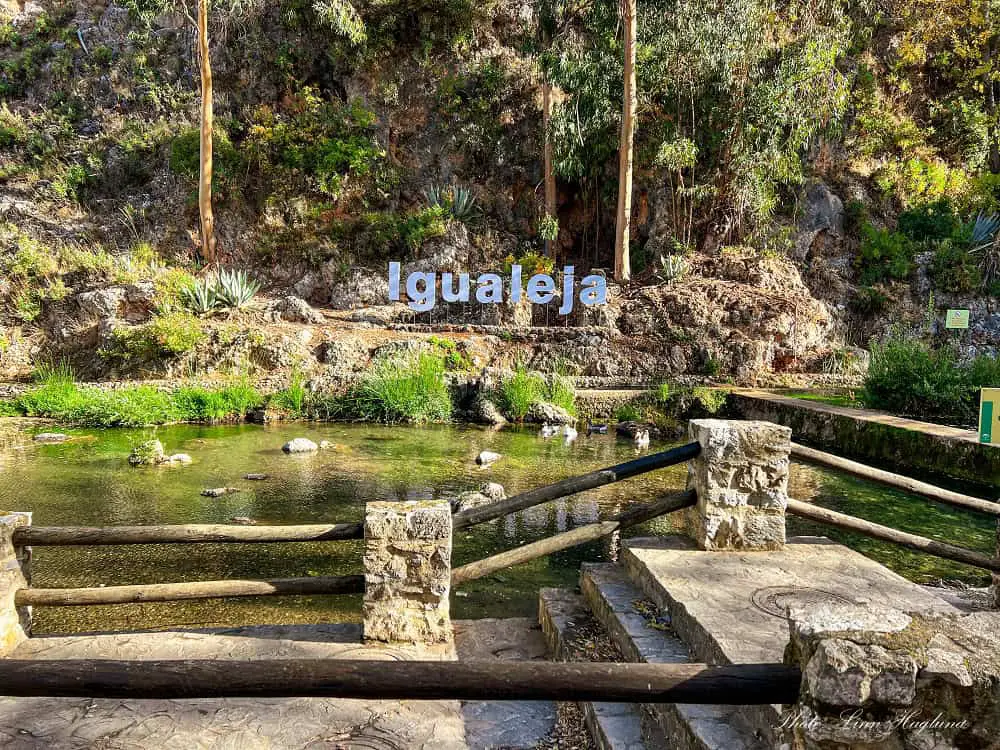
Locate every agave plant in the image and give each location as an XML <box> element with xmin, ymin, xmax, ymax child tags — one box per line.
<box><xmin>215</xmin><ymin>269</ymin><xmax>261</xmax><ymax>309</ymax></box>
<box><xmin>180</xmin><ymin>278</ymin><xmax>219</xmax><ymax>315</ymax></box>
<box><xmin>969</xmin><ymin>212</ymin><xmax>1000</xmax><ymax>286</ymax></box>
<box><xmin>972</xmin><ymin>211</ymin><xmax>1000</xmax><ymax>247</ymax></box>
<box><xmin>656</xmin><ymin>254</ymin><xmax>689</xmax><ymax>283</ymax></box>
<box><xmin>424</xmin><ymin>183</ymin><xmax>478</xmax><ymax>222</ymax></box>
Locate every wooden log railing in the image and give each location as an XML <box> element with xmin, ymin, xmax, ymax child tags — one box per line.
<box><xmin>453</xmin><ymin>489</ymin><xmax>697</xmax><ymax>585</ymax></box>
<box><xmin>15</xmin><ymin>574</ymin><xmax>365</xmax><ymax>607</ymax></box>
<box><xmin>0</xmin><ymin>658</ymin><xmax>801</xmax><ymax>704</ymax></box>
<box><xmin>791</xmin><ymin>443</ymin><xmax>999</xmax><ymax>517</ymax></box>
<box><xmin>786</xmin><ymin>499</ymin><xmax>1000</xmax><ymax>573</ymax></box>
<box><xmin>13</xmin><ymin>523</ymin><xmax>365</xmax><ymax>546</ymax></box>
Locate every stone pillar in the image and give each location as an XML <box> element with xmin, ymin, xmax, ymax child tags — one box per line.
<box><xmin>685</xmin><ymin>419</ymin><xmax>791</xmax><ymax>551</ymax></box>
<box><xmin>783</xmin><ymin>602</ymin><xmax>1000</xmax><ymax>750</ymax></box>
<box><xmin>1</xmin><ymin>512</ymin><xmax>31</xmax><ymax>656</ymax></box>
<box><xmin>363</xmin><ymin>500</ymin><xmax>452</xmax><ymax>644</ymax></box>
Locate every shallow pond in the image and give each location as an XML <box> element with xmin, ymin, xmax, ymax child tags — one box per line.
<box><xmin>0</xmin><ymin>420</ymin><xmax>994</xmax><ymax>635</ymax></box>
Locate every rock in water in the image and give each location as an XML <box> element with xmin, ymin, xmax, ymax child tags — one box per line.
<box><xmin>166</xmin><ymin>453</ymin><xmax>193</xmax><ymax>465</ymax></box>
<box><xmin>319</xmin><ymin>440</ymin><xmax>335</xmax><ymax>449</ymax></box>
<box><xmin>475</xmin><ymin>450</ymin><xmax>501</xmax><ymax>466</ymax></box>
<box><xmin>129</xmin><ymin>439</ymin><xmax>165</xmax><ymax>466</ymax></box>
<box><xmin>230</xmin><ymin>516</ymin><xmax>257</xmax><ymax>525</ymax></box>
<box><xmin>479</xmin><ymin>482</ymin><xmax>506</xmax><ymax>501</ymax></box>
<box><xmin>526</xmin><ymin>401</ymin><xmax>574</xmax><ymax>425</ymax></box>
<box><xmin>33</xmin><ymin>432</ymin><xmax>69</xmax><ymax>443</ymax></box>
<box><xmin>201</xmin><ymin>487</ymin><xmax>240</xmax><ymax>498</ymax></box>
<box><xmin>283</xmin><ymin>438</ymin><xmax>319</xmax><ymax>453</ymax></box>
<box><xmin>245</xmin><ymin>473</ymin><xmax>270</xmax><ymax>480</ymax></box>
<box><xmin>471</xmin><ymin>395</ymin><xmax>507</xmax><ymax>426</ymax></box>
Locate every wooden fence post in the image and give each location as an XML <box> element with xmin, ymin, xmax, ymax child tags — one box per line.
<box><xmin>363</xmin><ymin>500</ymin><xmax>452</xmax><ymax>644</ymax></box>
<box><xmin>1</xmin><ymin>512</ymin><xmax>31</xmax><ymax>656</ymax></box>
<box><xmin>686</xmin><ymin>419</ymin><xmax>791</xmax><ymax>551</ymax></box>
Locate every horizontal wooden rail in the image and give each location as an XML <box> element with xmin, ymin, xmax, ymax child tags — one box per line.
<box><xmin>15</xmin><ymin>574</ymin><xmax>364</xmax><ymax>607</ymax></box>
<box><xmin>13</xmin><ymin>523</ymin><xmax>364</xmax><ymax>546</ymax></box>
<box><xmin>453</xmin><ymin>489</ymin><xmax>696</xmax><ymax>585</ymax></box>
<box><xmin>791</xmin><ymin>443</ymin><xmax>999</xmax><ymax>517</ymax></box>
<box><xmin>453</xmin><ymin>442</ymin><xmax>700</xmax><ymax>531</ymax></box>
<box><xmin>786</xmin><ymin>499</ymin><xmax>1000</xmax><ymax>573</ymax></box>
<box><xmin>0</xmin><ymin>659</ymin><xmax>801</xmax><ymax>704</ymax></box>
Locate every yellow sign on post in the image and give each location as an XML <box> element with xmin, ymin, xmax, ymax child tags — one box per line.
<box><xmin>980</xmin><ymin>388</ymin><xmax>1000</xmax><ymax>445</ymax></box>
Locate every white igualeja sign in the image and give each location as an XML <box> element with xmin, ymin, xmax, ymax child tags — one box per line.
<box><xmin>388</xmin><ymin>262</ymin><xmax>607</xmax><ymax>314</ymax></box>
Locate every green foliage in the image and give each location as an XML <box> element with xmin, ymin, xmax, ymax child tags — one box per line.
<box><xmin>615</xmin><ymin>403</ymin><xmax>642</xmax><ymax>422</ymax></box>
<box><xmin>269</xmin><ymin>370</ymin><xmax>308</xmax><ymax>416</ymax></box>
<box><xmin>865</xmin><ymin>335</ymin><xmax>1000</xmax><ymax>426</ymax></box>
<box><xmin>897</xmin><ymin>199</ymin><xmax>960</xmax><ymax>242</ymax></box>
<box><xmin>930</xmin><ymin>238</ymin><xmax>981</xmax><ymax>294</ymax></box>
<box><xmin>169</xmin><ymin>127</ymin><xmax>241</xmax><ymax>192</ymax></box>
<box><xmin>427</xmin><ymin>336</ymin><xmax>474</xmax><ymax>371</ymax></box>
<box><xmin>171</xmin><ymin>381</ymin><xmax>263</xmax><ymax>422</ymax></box>
<box><xmin>425</xmin><ymin>184</ymin><xmax>478</xmax><ymax>222</ymax></box>
<box><xmin>215</xmin><ymin>268</ymin><xmax>261</xmax><ymax>309</ymax></box>
<box><xmin>347</xmin><ymin>352</ymin><xmax>453</xmax><ymax>424</ymax></box>
<box><xmin>180</xmin><ymin>277</ymin><xmax>219</xmax><ymax>315</ymax></box>
<box><xmin>857</xmin><ymin>224</ymin><xmax>914</xmax><ymax>285</ymax></box>
<box><xmin>105</xmin><ymin>312</ymin><xmax>205</xmax><ymax>361</ymax></box>
<box><xmin>492</xmin><ymin>366</ymin><xmax>576</xmax><ymax>420</ymax></box>
<box><xmin>538</xmin><ymin>214</ymin><xmax>559</xmax><ymax>242</ymax></box>
<box><xmin>655</xmin><ymin>254</ymin><xmax>689</xmax><ymax>283</ymax></box>
<box><xmin>358</xmin><ymin>206</ymin><xmax>448</xmax><ymax>256</ymax></box>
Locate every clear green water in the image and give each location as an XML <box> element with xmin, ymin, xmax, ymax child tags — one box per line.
<box><xmin>0</xmin><ymin>419</ymin><xmax>993</xmax><ymax>635</ymax></box>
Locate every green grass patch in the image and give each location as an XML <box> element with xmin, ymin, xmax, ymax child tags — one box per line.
<box><xmin>492</xmin><ymin>366</ymin><xmax>577</xmax><ymax>421</ymax></box>
<box><xmin>345</xmin><ymin>351</ymin><xmax>453</xmax><ymax>424</ymax></box>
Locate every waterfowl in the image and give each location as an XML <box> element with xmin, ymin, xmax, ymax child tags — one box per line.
<box><xmin>563</xmin><ymin>424</ymin><xmax>578</xmax><ymax>442</ymax></box>
<box><xmin>634</xmin><ymin>429</ymin><xmax>650</xmax><ymax>449</ymax></box>
<box><xmin>586</xmin><ymin>418</ymin><xmax>608</xmax><ymax>435</ymax></box>
<box><xmin>539</xmin><ymin>423</ymin><xmax>558</xmax><ymax>438</ymax></box>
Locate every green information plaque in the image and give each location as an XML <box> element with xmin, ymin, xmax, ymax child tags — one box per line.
<box><xmin>981</xmin><ymin>388</ymin><xmax>1000</xmax><ymax>444</ymax></box>
<box><xmin>945</xmin><ymin>309</ymin><xmax>970</xmax><ymax>329</ymax></box>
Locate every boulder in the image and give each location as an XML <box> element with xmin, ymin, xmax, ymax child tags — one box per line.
<box><xmin>283</xmin><ymin>437</ymin><xmax>319</xmax><ymax>453</ymax></box>
<box><xmin>33</xmin><ymin>432</ymin><xmax>69</xmax><ymax>443</ymax></box>
<box><xmin>479</xmin><ymin>482</ymin><xmax>506</xmax><ymax>501</ymax></box>
<box><xmin>526</xmin><ymin>401</ymin><xmax>574</xmax><ymax>425</ymax></box>
<box><xmin>77</xmin><ymin>286</ymin><xmax>127</xmax><ymax>321</ymax></box>
<box><xmin>128</xmin><ymin>439</ymin><xmax>165</xmax><ymax>466</ymax></box>
<box><xmin>450</xmin><ymin>482</ymin><xmax>506</xmax><ymax>512</ymax></box>
<box><xmin>319</xmin><ymin>440</ymin><xmax>335</xmax><ymax>449</ymax></box>
<box><xmin>165</xmin><ymin>453</ymin><xmax>192</xmax><ymax>465</ymax></box>
<box><xmin>328</xmin><ymin>267</ymin><xmax>390</xmax><ymax>310</ymax></box>
<box><xmin>267</xmin><ymin>296</ymin><xmax>325</xmax><ymax>325</ymax></box>
<box><xmin>471</xmin><ymin>394</ymin><xmax>507</xmax><ymax>426</ymax></box>
<box><xmin>245</xmin><ymin>473</ymin><xmax>269</xmax><ymax>480</ymax></box>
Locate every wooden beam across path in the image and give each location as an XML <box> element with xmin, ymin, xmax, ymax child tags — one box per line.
<box><xmin>15</xmin><ymin>575</ymin><xmax>365</xmax><ymax>607</ymax></box>
<box><xmin>0</xmin><ymin>659</ymin><xmax>802</xmax><ymax>704</ymax></box>
<box><xmin>786</xmin><ymin>498</ymin><xmax>1000</xmax><ymax>573</ymax></box>
<box><xmin>791</xmin><ymin>443</ymin><xmax>999</xmax><ymax>517</ymax></box>
<box><xmin>453</xmin><ymin>442</ymin><xmax>700</xmax><ymax>531</ymax></box>
<box><xmin>13</xmin><ymin>523</ymin><xmax>364</xmax><ymax>546</ymax></box>
<box><xmin>452</xmin><ymin>490</ymin><xmax>697</xmax><ymax>585</ymax></box>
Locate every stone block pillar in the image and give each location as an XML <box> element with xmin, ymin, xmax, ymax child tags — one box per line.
<box><xmin>1</xmin><ymin>512</ymin><xmax>31</xmax><ymax>656</ymax></box>
<box><xmin>685</xmin><ymin>419</ymin><xmax>791</xmax><ymax>551</ymax></box>
<box><xmin>783</xmin><ymin>602</ymin><xmax>1000</xmax><ymax>750</ymax></box>
<box><xmin>363</xmin><ymin>500</ymin><xmax>452</xmax><ymax>644</ymax></box>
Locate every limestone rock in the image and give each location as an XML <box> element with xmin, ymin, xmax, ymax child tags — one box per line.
<box><xmin>526</xmin><ymin>401</ymin><xmax>574</xmax><ymax>425</ymax></box>
<box><xmin>128</xmin><ymin>439</ymin><xmax>165</xmax><ymax>466</ymax></box>
<box><xmin>201</xmin><ymin>487</ymin><xmax>240</xmax><ymax>498</ymax></box>
<box><xmin>283</xmin><ymin>438</ymin><xmax>319</xmax><ymax>453</ymax></box>
<box><xmin>244</xmin><ymin>473</ymin><xmax>269</xmax><ymax>480</ymax></box>
<box><xmin>479</xmin><ymin>482</ymin><xmax>506</xmax><ymax>501</ymax></box>
<box><xmin>33</xmin><ymin>432</ymin><xmax>69</xmax><ymax>443</ymax></box>
<box><xmin>319</xmin><ymin>440</ymin><xmax>335</xmax><ymax>449</ymax></box>
<box><xmin>328</xmin><ymin>267</ymin><xmax>390</xmax><ymax>310</ymax></box>
<box><xmin>475</xmin><ymin>450</ymin><xmax>501</xmax><ymax>466</ymax></box>
<box><xmin>77</xmin><ymin>286</ymin><xmax>127</xmax><ymax>321</ymax></box>
<box><xmin>266</xmin><ymin>295</ymin><xmax>325</xmax><ymax>325</ymax></box>
<box><xmin>450</xmin><ymin>482</ymin><xmax>506</xmax><ymax>512</ymax></box>
<box><xmin>165</xmin><ymin>453</ymin><xmax>192</xmax><ymax>465</ymax></box>
<box><xmin>471</xmin><ymin>394</ymin><xmax>507</xmax><ymax>426</ymax></box>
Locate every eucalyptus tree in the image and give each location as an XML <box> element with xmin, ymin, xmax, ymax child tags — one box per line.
<box><xmin>613</xmin><ymin>0</ymin><xmax>636</xmax><ymax>282</ymax></box>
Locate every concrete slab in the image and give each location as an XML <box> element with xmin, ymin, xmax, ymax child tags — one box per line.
<box><xmin>453</xmin><ymin>618</ymin><xmax>556</xmax><ymax>750</ymax></box>
<box><xmin>621</xmin><ymin>535</ymin><xmax>961</xmax><ymax>667</ymax></box>
<box><xmin>2</xmin><ymin>623</ymin><xmax>466</xmax><ymax>750</ymax></box>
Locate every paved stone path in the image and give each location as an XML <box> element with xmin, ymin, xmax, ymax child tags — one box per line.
<box><xmin>1</xmin><ymin>621</ymin><xmax>551</xmax><ymax>750</ymax></box>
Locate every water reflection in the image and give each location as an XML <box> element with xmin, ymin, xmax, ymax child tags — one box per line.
<box><xmin>0</xmin><ymin>418</ymin><xmax>992</xmax><ymax>635</ymax></box>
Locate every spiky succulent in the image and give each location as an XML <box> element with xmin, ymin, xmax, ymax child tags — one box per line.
<box><xmin>180</xmin><ymin>278</ymin><xmax>219</xmax><ymax>315</ymax></box>
<box><xmin>656</xmin><ymin>254</ymin><xmax>689</xmax><ymax>283</ymax></box>
<box><xmin>215</xmin><ymin>269</ymin><xmax>261</xmax><ymax>309</ymax></box>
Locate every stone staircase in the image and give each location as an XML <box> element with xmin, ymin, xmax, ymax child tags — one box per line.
<box><xmin>537</xmin><ymin>534</ymin><xmax>962</xmax><ymax>750</ymax></box>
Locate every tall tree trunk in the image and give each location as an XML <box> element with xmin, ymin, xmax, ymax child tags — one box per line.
<box><xmin>614</xmin><ymin>0</ymin><xmax>636</xmax><ymax>283</ymax></box>
<box><xmin>198</xmin><ymin>0</ymin><xmax>217</xmax><ymax>265</ymax></box>
<box><xmin>986</xmin><ymin>17</ymin><xmax>1000</xmax><ymax>174</ymax></box>
<box><xmin>542</xmin><ymin>79</ymin><xmax>557</xmax><ymax>257</ymax></box>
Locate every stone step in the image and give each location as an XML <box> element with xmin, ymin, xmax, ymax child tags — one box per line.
<box><xmin>618</xmin><ymin>534</ymin><xmax>963</xmax><ymax>746</ymax></box>
<box><xmin>579</xmin><ymin>564</ymin><xmax>768</xmax><ymax>750</ymax></box>
<box><xmin>538</xmin><ymin>588</ymin><xmax>667</xmax><ymax>750</ymax></box>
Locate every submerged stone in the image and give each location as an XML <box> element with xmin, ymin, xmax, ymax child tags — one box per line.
<box><xmin>283</xmin><ymin>438</ymin><xmax>319</xmax><ymax>453</ymax></box>
<box><xmin>201</xmin><ymin>487</ymin><xmax>240</xmax><ymax>498</ymax></box>
<box><xmin>33</xmin><ymin>433</ymin><xmax>69</xmax><ymax>443</ymax></box>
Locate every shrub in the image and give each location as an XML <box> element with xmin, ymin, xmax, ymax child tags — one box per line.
<box><xmin>269</xmin><ymin>370</ymin><xmax>307</xmax><ymax>416</ymax></box>
<box><xmin>348</xmin><ymin>352</ymin><xmax>452</xmax><ymax>423</ymax></box>
<box><xmin>864</xmin><ymin>335</ymin><xmax>998</xmax><ymax>425</ymax></box>
<box><xmin>172</xmin><ymin>381</ymin><xmax>262</xmax><ymax>422</ymax></box>
<box><xmin>930</xmin><ymin>238</ymin><xmax>981</xmax><ymax>293</ymax></box>
<box><xmin>851</xmin><ymin>285</ymin><xmax>890</xmax><ymax>314</ymax></box>
<box><xmin>106</xmin><ymin>312</ymin><xmax>205</xmax><ymax>361</ymax></box>
<box><xmin>615</xmin><ymin>403</ymin><xmax>642</xmax><ymax>422</ymax></box>
<box><xmin>857</xmin><ymin>224</ymin><xmax>914</xmax><ymax>284</ymax></box>
<box><xmin>897</xmin><ymin>199</ymin><xmax>960</xmax><ymax>242</ymax></box>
